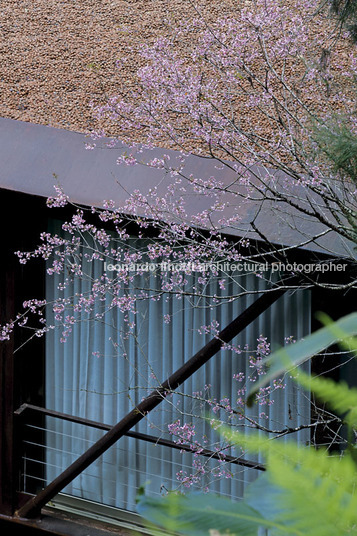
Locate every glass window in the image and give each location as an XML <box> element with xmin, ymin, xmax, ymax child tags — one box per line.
<box><xmin>43</xmin><ymin>220</ymin><xmax>311</xmax><ymax>512</ymax></box>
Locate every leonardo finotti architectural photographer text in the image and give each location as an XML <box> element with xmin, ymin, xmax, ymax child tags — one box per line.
<box><xmin>104</xmin><ymin>261</ymin><xmax>347</xmax><ymax>274</ymax></box>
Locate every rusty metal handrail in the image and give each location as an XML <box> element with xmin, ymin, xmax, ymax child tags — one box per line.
<box><xmin>15</xmin><ymin>402</ymin><xmax>266</xmax><ymax>472</ymax></box>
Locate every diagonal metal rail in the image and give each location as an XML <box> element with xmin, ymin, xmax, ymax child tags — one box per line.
<box><xmin>16</xmin><ymin>282</ymin><xmax>293</xmax><ymax>519</ymax></box>
<box><xmin>15</xmin><ymin>403</ymin><xmax>266</xmax><ymax>471</ymax></box>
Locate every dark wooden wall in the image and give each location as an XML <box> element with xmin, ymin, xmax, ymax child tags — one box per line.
<box><xmin>0</xmin><ymin>189</ymin><xmax>46</xmax><ymax>514</ymax></box>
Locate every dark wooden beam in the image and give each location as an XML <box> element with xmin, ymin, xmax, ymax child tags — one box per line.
<box><xmin>0</xmin><ymin>240</ymin><xmax>15</xmax><ymax>515</ymax></box>
<box><xmin>0</xmin><ymin>189</ymin><xmax>47</xmax><ymax>515</ymax></box>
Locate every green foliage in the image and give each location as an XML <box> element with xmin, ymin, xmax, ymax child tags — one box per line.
<box><xmin>137</xmin><ymin>493</ymin><xmax>267</xmax><ymax>536</ymax></box>
<box><xmin>313</xmin><ymin>120</ymin><xmax>357</xmax><ymax>183</ymax></box>
<box><xmin>137</xmin><ymin>314</ymin><xmax>357</xmax><ymax>535</ymax></box>
<box><xmin>330</xmin><ymin>0</ymin><xmax>357</xmax><ymax>42</ymax></box>
<box><xmin>137</xmin><ymin>436</ymin><xmax>357</xmax><ymax>535</ymax></box>
<box><xmin>221</xmin><ymin>431</ymin><xmax>357</xmax><ymax>535</ymax></box>
<box><xmin>291</xmin><ymin>367</ymin><xmax>357</xmax><ymax>427</ymax></box>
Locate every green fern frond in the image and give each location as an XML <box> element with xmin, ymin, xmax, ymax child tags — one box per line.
<box><xmin>291</xmin><ymin>367</ymin><xmax>357</xmax><ymax>427</ymax></box>
<box><xmin>225</xmin><ymin>429</ymin><xmax>357</xmax><ymax>535</ymax></box>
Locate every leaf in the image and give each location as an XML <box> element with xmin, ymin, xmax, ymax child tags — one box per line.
<box><xmin>137</xmin><ymin>492</ymin><xmax>287</xmax><ymax>536</ymax></box>
<box><xmin>245</xmin><ymin>473</ymin><xmax>296</xmax><ymax>536</ymax></box>
<box><xmin>316</xmin><ymin>312</ymin><xmax>357</xmax><ymax>354</ymax></box>
<box><xmin>247</xmin><ymin>312</ymin><xmax>357</xmax><ymax>407</ymax></box>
